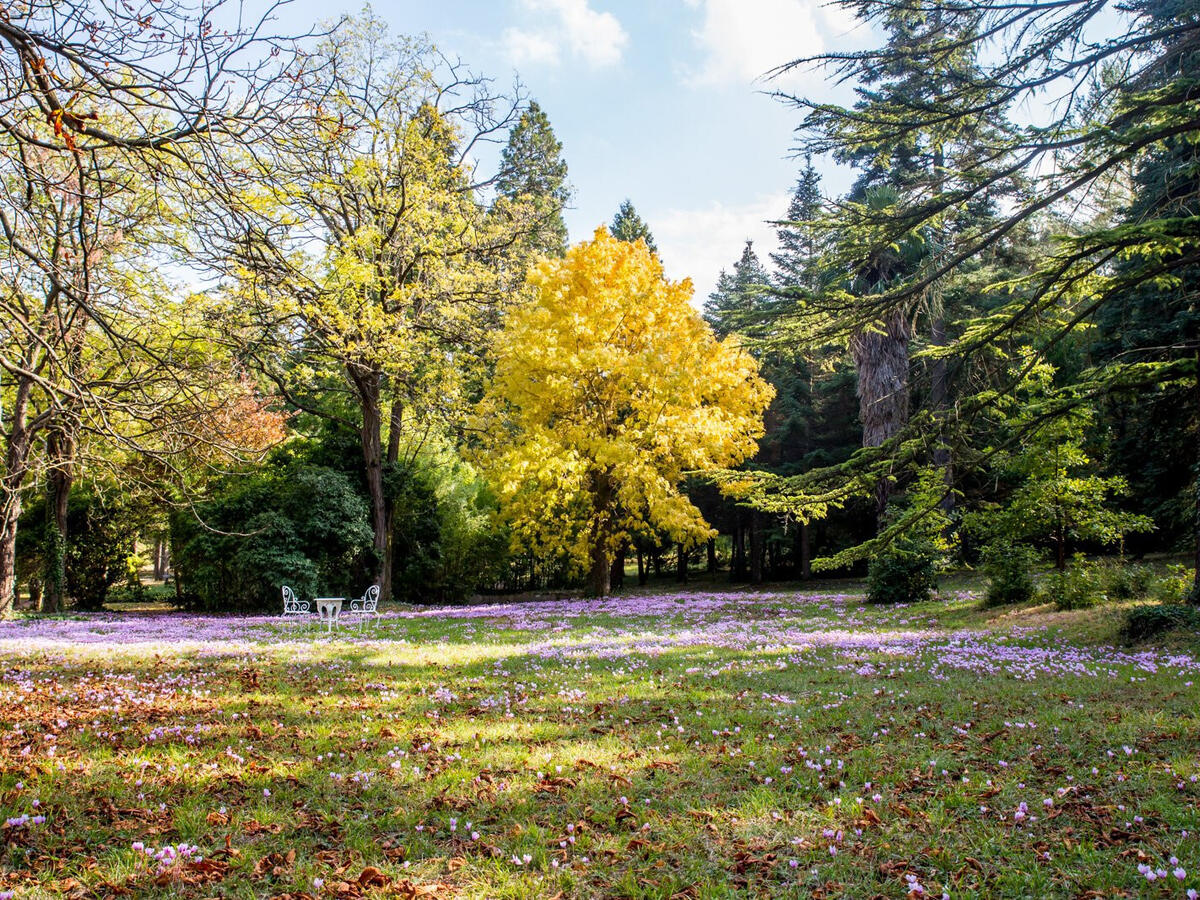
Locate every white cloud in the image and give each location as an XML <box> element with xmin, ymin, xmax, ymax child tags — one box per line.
<box><xmin>502</xmin><ymin>0</ymin><xmax>629</xmax><ymax>70</ymax></box>
<box><xmin>654</xmin><ymin>192</ymin><xmax>792</xmax><ymax>306</ymax></box>
<box><xmin>683</xmin><ymin>0</ymin><xmax>865</xmax><ymax>88</ymax></box>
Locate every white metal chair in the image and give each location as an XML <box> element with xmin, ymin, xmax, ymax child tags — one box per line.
<box><xmin>281</xmin><ymin>585</ymin><xmax>310</xmax><ymax>617</ymax></box>
<box><xmin>348</xmin><ymin>584</ymin><xmax>381</xmax><ymax>630</ymax></box>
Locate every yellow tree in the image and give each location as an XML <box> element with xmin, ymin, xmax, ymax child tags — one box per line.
<box><xmin>480</xmin><ymin>228</ymin><xmax>774</xmax><ymax>596</ymax></box>
<box><xmin>204</xmin><ymin>20</ymin><xmax>535</xmax><ymax>602</ymax></box>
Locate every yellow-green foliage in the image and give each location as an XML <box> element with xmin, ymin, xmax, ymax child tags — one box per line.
<box><xmin>479</xmin><ymin>227</ymin><xmax>774</xmax><ymax>575</ymax></box>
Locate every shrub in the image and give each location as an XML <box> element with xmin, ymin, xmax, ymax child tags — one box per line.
<box><xmin>1098</xmin><ymin>560</ymin><xmax>1154</xmax><ymax>600</ymax></box>
<box><xmin>1122</xmin><ymin>602</ymin><xmax>1200</xmax><ymax>641</ymax></box>
<box><xmin>1041</xmin><ymin>561</ymin><xmax>1104</xmax><ymax>610</ymax></box>
<box><xmin>171</xmin><ymin>463</ymin><xmax>373</xmax><ymax>611</ymax></box>
<box><xmin>980</xmin><ymin>541</ymin><xmax>1037</xmax><ymax>608</ymax></box>
<box><xmin>867</xmin><ymin>537</ymin><xmax>938</xmax><ymax>605</ymax></box>
<box><xmin>1153</xmin><ymin>565</ymin><xmax>1192</xmax><ymax>605</ymax></box>
<box><xmin>387</xmin><ymin>452</ymin><xmax>510</xmax><ymax>604</ymax></box>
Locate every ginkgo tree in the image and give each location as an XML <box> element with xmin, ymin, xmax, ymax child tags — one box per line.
<box><xmin>480</xmin><ymin>228</ymin><xmax>774</xmax><ymax>596</ymax></box>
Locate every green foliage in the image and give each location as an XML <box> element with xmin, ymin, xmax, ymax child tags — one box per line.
<box><xmin>1155</xmin><ymin>564</ymin><xmax>1193</xmax><ymax>605</ymax></box>
<box><xmin>1097</xmin><ymin>560</ymin><xmax>1156</xmax><ymax>601</ymax></box>
<box><xmin>609</xmin><ymin>199</ymin><xmax>657</xmax><ymax>253</ymax></box>
<box><xmin>704</xmin><ymin>241</ymin><xmax>772</xmax><ymax>338</ymax></box>
<box><xmin>1123</xmin><ymin>602</ymin><xmax>1200</xmax><ymax>642</ymax></box>
<box><xmin>978</xmin><ymin>368</ymin><xmax>1154</xmax><ymax>567</ymax></box>
<box><xmin>171</xmin><ymin>458</ymin><xmax>373</xmax><ymax>611</ymax></box>
<box><xmin>1040</xmin><ymin>559</ymin><xmax>1104</xmax><ymax>611</ymax></box>
<box><xmin>387</xmin><ymin>448</ymin><xmax>510</xmax><ymax>604</ymax></box>
<box><xmin>16</xmin><ymin>484</ymin><xmax>146</xmax><ymax>610</ymax></box>
<box><xmin>65</xmin><ymin>489</ymin><xmax>142</xmax><ymax>611</ymax></box>
<box><xmin>496</xmin><ymin>100</ymin><xmax>570</xmax><ymax>258</ymax></box>
<box><xmin>866</xmin><ymin>535</ymin><xmax>938</xmax><ymax>604</ymax></box>
<box><xmin>980</xmin><ymin>540</ymin><xmax>1037</xmax><ymax>608</ymax></box>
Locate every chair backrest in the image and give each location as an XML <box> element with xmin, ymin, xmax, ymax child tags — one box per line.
<box><xmin>282</xmin><ymin>585</ymin><xmax>308</xmax><ymax>615</ymax></box>
<box><xmin>362</xmin><ymin>584</ymin><xmax>380</xmax><ymax>612</ymax></box>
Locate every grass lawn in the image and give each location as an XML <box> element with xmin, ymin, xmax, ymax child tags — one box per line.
<box><xmin>1</xmin><ymin>583</ymin><xmax>1198</xmax><ymax>898</ymax></box>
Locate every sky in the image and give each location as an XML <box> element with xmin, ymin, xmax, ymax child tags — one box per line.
<box><xmin>280</xmin><ymin>0</ymin><xmax>874</xmax><ymax>302</ymax></box>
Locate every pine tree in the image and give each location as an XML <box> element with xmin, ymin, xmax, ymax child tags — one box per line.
<box><xmin>496</xmin><ymin>101</ymin><xmax>571</xmax><ymax>257</ymax></box>
<box><xmin>704</xmin><ymin>241</ymin><xmax>770</xmax><ymax>338</ymax></box>
<box><xmin>609</xmin><ymin>199</ymin><xmax>657</xmax><ymax>253</ymax></box>
<box><xmin>772</xmin><ymin>156</ymin><xmax>824</xmax><ymax>290</ymax></box>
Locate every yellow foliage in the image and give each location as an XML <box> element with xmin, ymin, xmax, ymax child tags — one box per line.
<box><xmin>479</xmin><ymin>227</ymin><xmax>774</xmax><ymax>578</ymax></box>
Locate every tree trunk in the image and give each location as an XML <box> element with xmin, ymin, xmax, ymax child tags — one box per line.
<box><xmin>676</xmin><ymin>543</ymin><xmax>688</xmax><ymax>582</ymax></box>
<box><xmin>851</xmin><ymin>307</ymin><xmax>911</xmax><ymax>530</ymax></box>
<box><xmin>354</xmin><ymin>368</ymin><xmax>392</xmax><ymax>602</ymax></box>
<box><xmin>585</xmin><ymin>469</ymin><xmax>613</xmax><ymax>597</ymax></box>
<box><xmin>651</xmin><ymin>547</ymin><xmax>662</xmax><ymax>579</ymax></box>
<box><xmin>610</xmin><ymin>543</ymin><xmax>626</xmax><ymax>591</ymax></box>
<box><xmin>0</xmin><ymin>376</ymin><xmax>35</xmax><ymax>618</ymax></box>
<box><xmin>1193</xmin><ymin>351</ymin><xmax>1200</xmax><ymax>604</ymax></box>
<box><xmin>729</xmin><ymin>518</ymin><xmax>739</xmax><ymax>580</ymax></box>
<box><xmin>42</xmin><ymin>428</ymin><xmax>74</xmax><ymax>614</ymax></box>
<box><xmin>799</xmin><ymin>521</ymin><xmax>811</xmax><ymax>580</ymax></box>
<box><xmin>636</xmin><ymin>541</ymin><xmax>646</xmax><ymax>585</ymax></box>
<box><xmin>153</xmin><ymin>538</ymin><xmax>169</xmax><ymax>581</ymax></box>
<box><xmin>749</xmin><ymin>514</ymin><xmax>763</xmax><ymax>584</ymax></box>
<box><xmin>706</xmin><ymin>539</ymin><xmax>717</xmax><ymax>574</ymax></box>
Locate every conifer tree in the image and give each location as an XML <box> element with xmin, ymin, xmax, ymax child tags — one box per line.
<box><xmin>609</xmin><ymin>199</ymin><xmax>657</xmax><ymax>253</ymax></box>
<box><xmin>772</xmin><ymin>156</ymin><xmax>824</xmax><ymax>290</ymax></box>
<box><xmin>704</xmin><ymin>241</ymin><xmax>771</xmax><ymax>338</ymax></box>
<box><xmin>496</xmin><ymin>101</ymin><xmax>571</xmax><ymax>258</ymax></box>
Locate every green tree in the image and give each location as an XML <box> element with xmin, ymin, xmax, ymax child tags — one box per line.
<box><xmin>704</xmin><ymin>241</ymin><xmax>771</xmax><ymax>338</ymax></box>
<box><xmin>772</xmin><ymin>0</ymin><xmax>1200</xmax><ymax>596</ymax></box>
<box><xmin>495</xmin><ymin>101</ymin><xmax>571</xmax><ymax>259</ymax></box>
<box><xmin>772</xmin><ymin>156</ymin><xmax>825</xmax><ymax>291</ymax></box>
<box><xmin>207</xmin><ymin>19</ymin><xmax>533</xmax><ymax>603</ymax></box>
<box><xmin>609</xmin><ymin>199</ymin><xmax>658</xmax><ymax>253</ymax></box>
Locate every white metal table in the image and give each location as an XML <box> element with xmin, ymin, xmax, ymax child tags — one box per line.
<box><xmin>315</xmin><ymin>597</ymin><xmax>344</xmax><ymax>632</ymax></box>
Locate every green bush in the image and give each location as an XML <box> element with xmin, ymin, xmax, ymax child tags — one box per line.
<box><xmin>1122</xmin><ymin>602</ymin><xmax>1200</xmax><ymax>641</ymax></box>
<box><xmin>867</xmin><ymin>537</ymin><xmax>938</xmax><ymax>605</ymax></box>
<box><xmin>980</xmin><ymin>541</ymin><xmax>1037</xmax><ymax>608</ymax></box>
<box><xmin>387</xmin><ymin>451</ymin><xmax>510</xmax><ymax>604</ymax></box>
<box><xmin>1041</xmin><ymin>561</ymin><xmax>1104</xmax><ymax>610</ymax></box>
<box><xmin>1153</xmin><ymin>564</ymin><xmax>1192</xmax><ymax>604</ymax></box>
<box><xmin>171</xmin><ymin>463</ymin><xmax>373</xmax><ymax>611</ymax></box>
<box><xmin>1098</xmin><ymin>560</ymin><xmax>1154</xmax><ymax>600</ymax></box>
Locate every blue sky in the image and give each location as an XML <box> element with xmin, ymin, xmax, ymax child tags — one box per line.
<box><xmin>281</xmin><ymin>0</ymin><xmax>872</xmax><ymax>301</ymax></box>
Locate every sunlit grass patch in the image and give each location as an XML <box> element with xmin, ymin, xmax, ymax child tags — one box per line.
<box><xmin>1</xmin><ymin>586</ymin><xmax>1198</xmax><ymax>898</ymax></box>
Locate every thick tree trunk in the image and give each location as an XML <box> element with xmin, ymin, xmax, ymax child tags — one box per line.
<box><xmin>42</xmin><ymin>428</ymin><xmax>74</xmax><ymax>613</ymax></box>
<box><xmin>706</xmin><ymin>539</ymin><xmax>717</xmax><ymax>574</ymax></box>
<box><xmin>354</xmin><ymin>369</ymin><xmax>392</xmax><ymax>602</ymax></box>
<box><xmin>610</xmin><ymin>543</ymin><xmax>626</xmax><ymax>591</ymax></box>
<box><xmin>0</xmin><ymin>376</ymin><xmax>35</xmax><ymax>618</ymax></box>
<box><xmin>636</xmin><ymin>542</ymin><xmax>646</xmax><ymax>585</ymax></box>
<box><xmin>1194</xmin><ymin>352</ymin><xmax>1200</xmax><ymax>604</ymax></box>
<box><xmin>676</xmin><ymin>544</ymin><xmax>688</xmax><ymax>582</ymax></box>
<box><xmin>585</xmin><ymin>469</ymin><xmax>613</xmax><ymax>597</ymax></box>
<box><xmin>851</xmin><ymin>308</ymin><xmax>911</xmax><ymax>530</ymax></box>
<box><xmin>799</xmin><ymin>521</ymin><xmax>811</xmax><ymax>580</ymax></box>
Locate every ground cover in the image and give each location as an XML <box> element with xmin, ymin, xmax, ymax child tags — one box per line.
<box><xmin>0</xmin><ymin>586</ymin><xmax>1197</xmax><ymax>898</ymax></box>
